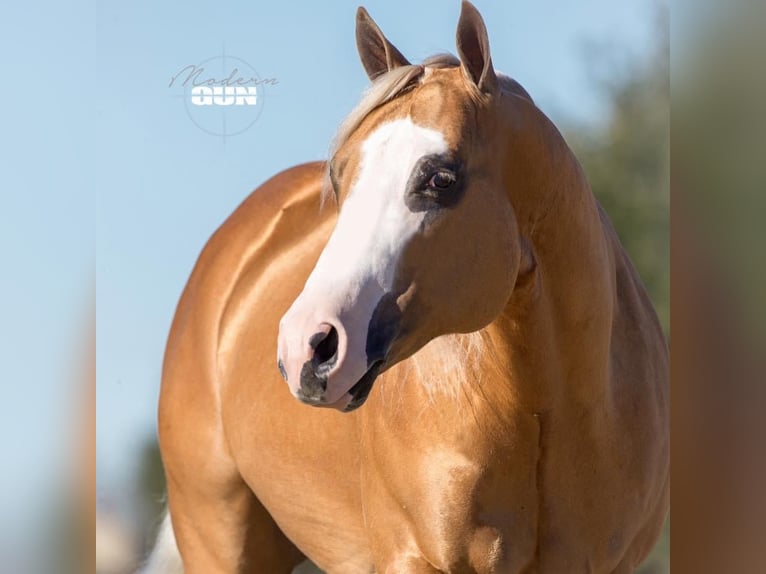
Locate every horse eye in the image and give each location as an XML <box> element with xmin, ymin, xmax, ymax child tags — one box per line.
<box><xmin>426</xmin><ymin>171</ymin><xmax>457</xmax><ymax>190</ymax></box>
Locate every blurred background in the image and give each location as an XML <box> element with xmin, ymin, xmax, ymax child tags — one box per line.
<box><xmin>9</xmin><ymin>0</ymin><xmax>766</xmax><ymax>570</ymax></box>
<box><xmin>0</xmin><ymin>0</ymin><xmax>676</xmax><ymax>571</ymax></box>
<box><xmin>89</xmin><ymin>1</ymin><xmax>670</xmax><ymax>572</ymax></box>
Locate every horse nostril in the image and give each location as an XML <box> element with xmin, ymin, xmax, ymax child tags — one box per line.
<box><xmin>309</xmin><ymin>325</ymin><xmax>339</xmax><ymax>372</ymax></box>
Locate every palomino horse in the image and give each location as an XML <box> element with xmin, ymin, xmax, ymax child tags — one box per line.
<box><xmin>148</xmin><ymin>3</ymin><xmax>669</xmax><ymax>573</ymax></box>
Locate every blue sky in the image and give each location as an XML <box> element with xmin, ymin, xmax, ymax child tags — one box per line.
<box><xmin>0</xmin><ymin>0</ymin><xmax>94</xmax><ymax>560</ymax></box>
<box><xmin>3</xmin><ymin>0</ymin><xmax>658</xmax><ymax>498</ymax></box>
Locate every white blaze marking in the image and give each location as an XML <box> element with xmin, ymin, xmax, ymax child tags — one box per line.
<box><xmin>287</xmin><ymin>118</ymin><xmax>448</xmax><ymax>390</ymax></box>
<box><xmin>306</xmin><ymin>117</ymin><xmax>448</xmax><ymax>303</ymax></box>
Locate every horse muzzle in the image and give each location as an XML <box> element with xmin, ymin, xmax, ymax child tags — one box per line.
<box><xmin>277</xmin><ymin>302</ymin><xmax>387</xmax><ymax>411</ymax></box>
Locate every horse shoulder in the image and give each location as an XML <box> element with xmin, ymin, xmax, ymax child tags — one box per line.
<box><xmin>159</xmin><ymin>161</ymin><xmax>330</xmax><ymax>478</ymax></box>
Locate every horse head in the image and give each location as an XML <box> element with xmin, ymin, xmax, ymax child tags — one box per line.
<box><xmin>278</xmin><ymin>2</ymin><xmax>524</xmax><ymax>411</ymax></box>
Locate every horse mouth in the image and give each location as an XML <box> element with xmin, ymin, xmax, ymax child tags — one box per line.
<box><xmin>343</xmin><ymin>360</ymin><xmax>384</xmax><ymax>412</ymax></box>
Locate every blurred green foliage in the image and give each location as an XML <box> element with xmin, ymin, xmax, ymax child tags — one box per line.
<box><xmin>566</xmin><ymin>8</ymin><xmax>670</xmax><ymax>335</ymax></box>
<box><xmin>136</xmin><ymin>438</ymin><xmax>167</xmax><ymax>555</ymax></box>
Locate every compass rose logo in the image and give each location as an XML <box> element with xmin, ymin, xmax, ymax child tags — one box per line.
<box><xmin>169</xmin><ymin>48</ymin><xmax>278</xmax><ymax>141</ymax></box>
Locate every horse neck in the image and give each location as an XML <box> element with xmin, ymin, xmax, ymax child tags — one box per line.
<box><xmin>380</xmin><ymin>99</ymin><xmax>616</xmax><ymax>426</ymax></box>
<box><xmin>479</xmin><ymin>98</ymin><xmax>616</xmax><ymax>415</ymax></box>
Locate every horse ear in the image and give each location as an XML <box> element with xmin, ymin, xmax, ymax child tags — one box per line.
<box><xmin>456</xmin><ymin>1</ymin><xmax>497</xmax><ymax>93</ymax></box>
<box><xmin>356</xmin><ymin>7</ymin><xmax>411</xmax><ymax>81</ymax></box>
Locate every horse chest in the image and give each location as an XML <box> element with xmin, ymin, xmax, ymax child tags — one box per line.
<box><xmin>359</xmin><ymin>418</ymin><xmax>540</xmax><ymax>573</ymax></box>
